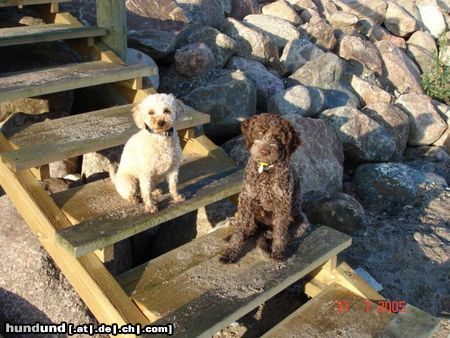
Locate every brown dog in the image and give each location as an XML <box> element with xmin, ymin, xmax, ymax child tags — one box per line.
<box><xmin>220</xmin><ymin>113</ymin><xmax>310</xmax><ymax>263</ymax></box>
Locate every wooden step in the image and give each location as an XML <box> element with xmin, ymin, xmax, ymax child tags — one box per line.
<box><xmin>54</xmin><ymin>165</ymin><xmax>243</xmax><ymax>257</ymax></box>
<box><xmin>118</xmin><ymin>226</ymin><xmax>351</xmax><ymax>337</ymax></box>
<box><xmin>0</xmin><ymin>0</ymin><xmax>69</xmax><ymax>7</ymax></box>
<box><xmin>0</xmin><ymin>24</ymin><xmax>107</xmax><ymax>47</ymax></box>
<box><xmin>262</xmin><ymin>283</ymin><xmax>440</xmax><ymax>338</ymax></box>
<box><xmin>1</xmin><ymin>104</ymin><xmax>210</xmax><ymax>171</ymax></box>
<box><xmin>0</xmin><ymin>61</ymin><xmax>156</xmax><ymax>104</ymax></box>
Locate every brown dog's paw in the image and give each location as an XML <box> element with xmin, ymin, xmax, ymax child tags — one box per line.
<box><xmin>219</xmin><ymin>251</ymin><xmax>239</xmax><ymax>264</ymax></box>
<box><xmin>270</xmin><ymin>250</ymin><xmax>285</xmax><ymax>262</ymax></box>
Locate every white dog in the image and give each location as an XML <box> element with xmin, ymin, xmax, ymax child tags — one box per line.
<box><xmin>110</xmin><ymin>93</ymin><xmax>185</xmax><ymax>213</ymax></box>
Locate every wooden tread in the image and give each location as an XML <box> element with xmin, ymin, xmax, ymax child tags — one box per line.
<box><xmin>54</xmin><ymin>166</ymin><xmax>243</xmax><ymax>257</ymax></box>
<box><xmin>263</xmin><ymin>283</ymin><xmax>440</xmax><ymax>338</ymax></box>
<box><xmin>0</xmin><ymin>24</ymin><xmax>107</xmax><ymax>47</ymax></box>
<box><xmin>119</xmin><ymin>226</ymin><xmax>351</xmax><ymax>337</ymax></box>
<box><xmin>1</xmin><ymin>104</ymin><xmax>210</xmax><ymax>171</ymax></box>
<box><xmin>0</xmin><ymin>61</ymin><xmax>156</xmax><ymax>104</ymax></box>
<box><xmin>0</xmin><ymin>0</ymin><xmax>69</xmax><ymax>7</ymax></box>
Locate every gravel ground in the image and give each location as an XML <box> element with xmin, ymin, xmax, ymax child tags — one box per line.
<box><xmin>0</xmin><ymin>185</ymin><xmax>448</xmax><ymax>337</ymax></box>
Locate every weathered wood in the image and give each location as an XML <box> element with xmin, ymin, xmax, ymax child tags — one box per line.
<box><xmin>55</xmin><ymin>167</ymin><xmax>244</xmax><ymax>257</ymax></box>
<box><xmin>137</xmin><ymin>227</ymin><xmax>351</xmax><ymax>337</ymax></box>
<box><xmin>263</xmin><ymin>283</ymin><xmax>395</xmax><ymax>338</ymax></box>
<box><xmin>0</xmin><ymin>0</ymin><xmax>69</xmax><ymax>7</ymax></box>
<box><xmin>378</xmin><ymin>304</ymin><xmax>440</xmax><ymax>338</ymax></box>
<box><xmin>2</xmin><ymin>104</ymin><xmax>209</xmax><ymax>171</ymax></box>
<box><xmin>0</xmin><ymin>24</ymin><xmax>106</xmax><ymax>47</ymax></box>
<box><xmin>0</xmin><ymin>61</ymin><xmax>156</xmax><ymax>104</ymax></box>
<box><xmin>96</xmin><ymin>0</ymin><xmax>127</xmax><ymax>61</ymax></box>
<box><xmin>0</xmin><ymin>134</ymin><xmax>148</xmax><ymax>331</ymax></box>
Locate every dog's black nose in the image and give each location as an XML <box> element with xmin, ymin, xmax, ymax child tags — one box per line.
<box><xmin>157</xmin><ymin>120</ymin><xmax>166</xmax><ymax>127</ymax></box>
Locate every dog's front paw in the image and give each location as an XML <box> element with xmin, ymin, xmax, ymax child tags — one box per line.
<box><xmin>270</xmin><ymin>250</ymin><xmax>285</xmax><ymax>262</ymax></box>
<box><xmin>172</xmin><ymin>193</ymin><xmax>185</xmax><ymax>204</ymax></box>
<box><xmin>219</xmin><ymin>250</ymin><xmax>239</xmax><ymax>264</ymax></box>
<box><xmin>151</xmin><ymin>188</ymin><xmax>163</xmax><ymax>200</ymax></box>
<box><xmin>144</xmin><ymin>204</ymin><xmax>158</xmax><ymax>214</ymax></box>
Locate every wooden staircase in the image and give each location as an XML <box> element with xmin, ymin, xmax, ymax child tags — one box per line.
<box><xmin>0</xmin><ymin>1</ymin><xmax>440</xmax><ymax>337</ymax></box>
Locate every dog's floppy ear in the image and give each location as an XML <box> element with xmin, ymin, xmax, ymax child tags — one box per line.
<box><xmin>175</xmin><ymin>98</ymin><xmax>185</xmax><ymax>120</ymax></box>
<box><xmin>131</xmin><ymin>103</ymin><xmax>146</xmax><ymax>129</ymax></box>
<box><xmin>241</xmin><ymin>117</ymin><xmax>255</xmax><ymax>150</ymax></box>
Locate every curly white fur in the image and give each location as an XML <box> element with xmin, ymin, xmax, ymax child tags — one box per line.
<box><xmin>110</xmin><ymin>93</ymin><xmax>185</xmax><ymax>213</ymax></box>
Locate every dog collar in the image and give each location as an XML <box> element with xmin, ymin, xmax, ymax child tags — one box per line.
<box><xmin>258</xmin><ymin>162</ymin><xmax>274</xmax><ymax>174</ymax></box>
<box><xmin>144</xmin><ymin>124</ymin><xmax>174</xmax><ymax>137</ymax></box>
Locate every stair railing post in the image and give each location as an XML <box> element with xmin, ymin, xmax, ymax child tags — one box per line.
<box><xmin>96</xmin><ymin>0</ymin><xmax>127</xmax><ymax>61</ymax></box>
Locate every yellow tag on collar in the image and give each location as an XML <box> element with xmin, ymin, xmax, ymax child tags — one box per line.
<box><xmin>258</xmin><ymin>162</ymin><xmax>270</xmax><ymax>174</ymax></box>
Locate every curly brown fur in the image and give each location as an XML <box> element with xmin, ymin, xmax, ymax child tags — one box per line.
<box><xmin>220</xmin><ymin>114</ymin><xmax>310</xmax><ymax>263</ymax></box>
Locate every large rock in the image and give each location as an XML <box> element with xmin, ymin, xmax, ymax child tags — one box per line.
<box><xmin>243</xmin><ymin>14</ymin><xmax>301</xmax><ymax>49</ymax></box>
<box><xmin>350</xmin><ymin>76</ymin><xmax>393</xmax><ymax>106</ymax></box>
<box><xmin>226</xmin><ymin>57</ymin><xmax>284</xmax><ymax>109</ymax></box>
<box><xmin>304</xmin><ymin>16</ymin><xmax>337</xmax><ymax>50</ymax></box>
<box><xmin>176</xmin><ymin>24</ymin><xmax>237</xmax><ymax>67</ymax></box>
<box><xmin>286</xmin><ymin>0</ymin><xmax>318</xmax><ymax>11</ymax></box>
<box><xmin>362</xmin><ymin>22</ymin><xmax>407</xmax><ymax>49</ymax></box>
<box><xmin>222</xmin><ymin>116</ymin><xmax>344</xmax><ymax>200</ymax></box>
<box><xmin>434</xmin><ymin>128</ymin><xmax>450</xmax><ymax>154</ymax></box>
<box><xmin>440</xmin><ymin>31</ymin><xmax>450</xmax><ymax>66</ymax></box>
<box><xmin>267</xmin><ymin>85</ymin><xmax>325</xmax><ymax>116</ymax></box>
<box><xmin>354</xmin><ymin>162</ymin><xmax>447</xmax><ymax>205</ymax></box>
<box><xmin>362</xmin><ymin>103</ymin><xmax>410</xmax><ymax>160</ymax></box>
<box><xmin>384</xmin><ymin>1</ymin><xmax>417</xmax><ymax>37</ymax></box>
<box><xmin>220</xmin><ymin>18</ymin><xmax>280</xmax><ymax>66</ymax></box>
<box><xmin>406</xmin><ymin>160</ymin><xmax>450</xmax><ymax>184</ymax></box>
<box><xmin>376</xmin><ymin>41</ymin><xmax>423</xmax><ymax>94</ymax></box>
<box><xmin>407</xmin><ymin>43</ymin><xmax>434</xmax><ymax>73</ymax></box>
<box><xmin>181</xmin><ymin>70</ymin><xmax>257</xmax><ymax>141</ymax></box>
<box><xmin>262</xmin><ymin>0</ymin><xmax>302</xmax><ymax>25</ymax></box>
<box><xmin>396</xmin><ymin>93</ymin><xmax>447</xmax><ymax>146</ymax></box>
<box><xmin>337</xmin><ymin>0</ymin><xmax>387</xmax><ymax>24</ymax></box>
<box><xmin>407</xmin><ymin>31</ymin><xmax>437</xmax><ymax>55</ymax></box>
<box><xmin>338</xmin><ymin>35</ymin><xmax>383</xmax><ymax>75</ymax></box>
<box><xmin>280</xmin><ymin>38</ymin><xmax>324</xmax><ymax>75</ymax></box>
<box><xmin>405</xmin><ymin>145</ymin><xmax>450</xmax><ymax>162</ymax></box>
<box><xmin>288</xmin><ymin>53</ymin><xmax>360</xmax><ymax>109</ymax></box>
<box><xmin>328</xmin><ymin>11</ymin><xmax>359</xmax><ymax>32</ymax></box>
<box><xmin>174</xmin><ymin>42</ymin><xmax>215</xmax><ymax>77</ymax></box>
<box><xmin>303</xmin><ymin>192</ymin><xmax>368</xmax><ymax>233</ymax></box>
<box><xmin>126</xmin><ymin>48</ymin><xmax>159</xmax><ymax>89</ymax></box>
<box><xmin>417</xmin><ymin>3</ymin><xmax>447</xmax><ymax>38</ymax></box>
<box><xmin>319</xmin><ymin>106</ymin><xmax>397</xmax><ymax>162</ymax></box>
<box><xmin>229</xmin><ymin>0</ymin><xmax>260</xmax><ymax>20</ymax></box>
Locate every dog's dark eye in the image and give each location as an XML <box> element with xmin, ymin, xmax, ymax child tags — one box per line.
<box><xmin>148</xmin><ymin>110</ymin><xmax>155</xmax><ymax>115</ymax></box>
<box><xmin>164</xmin><ymin>109</ymin><xmax>171</xmax><ymax>115</ymax></box>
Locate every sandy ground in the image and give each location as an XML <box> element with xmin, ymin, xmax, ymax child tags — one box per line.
<box><xmin>0</xmin><ymin>183</ymin><xmax>448</xmax><ymax>337</ymax></box>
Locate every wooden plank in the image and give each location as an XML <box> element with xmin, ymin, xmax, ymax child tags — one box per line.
<box><xmin>0</xmin><ymin>24</ymin><xmax>106</xmax><ymax>47</ymax></box>
<box><xmin>0</xmin><ymin>134</ymin><xmax>148</xmax><ymax>333</ymax></box>
<box><xmin>0</xmin><ymin>0</ymin><xmax>69</xmax><ymax>7</ymax></box>
<box><xmin>263</xmin><ymin>283</ymin><xmax>395</xmax><ymax>338</ymax></box>
<box><xmin>2</xmin><ymin>104</ymin><xmax>209</xmax><ymax>171</ymax></box>
<box><xmin>0</xmin><ymin>61</ymin><xmax>156</xmax><ymax>103</ymax></box>
<box><xmin>139</xmin><ymin>227</ymin><xmax>351</xmax><ymax>337</ymax></box>
<box><xmin>55</xmin><ymin>167</ymin><xmax>244</xmax><ymax>257</ymax></box>
<box><xmin>96</xmin><ymin>0</ymin><xmax>127</xmax><ymax>61</ymax></box>
<box><xmin>378</xmin><ymin>304</ymin><xmax>440</xmax><ymax>338</ymax></box>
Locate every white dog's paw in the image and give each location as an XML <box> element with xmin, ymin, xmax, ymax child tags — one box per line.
<box><xmin>151</xmin><ymin>188</ymin><xmax>163</xmax><ymax>200</ymax></box>
<box><xmin>172</xmin><ymin>193</ymin><xmax>185</xmax><ymax>204</ymax></box>
<box><xmin>144</xmin><ymin>204</ymin><xmax>158</xmax><ymax>214</ymax></box>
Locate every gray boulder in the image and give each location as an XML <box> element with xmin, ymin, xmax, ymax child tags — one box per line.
<box><xmin>303</xmin><ymin>192</ymin><xmax>368</xmax><ymax>233</ymax></box>
<box><xmin>288</xmin><ymin>53</ymin><xmax>360</xmax><ymax>109</ymax></box>
<box><xmin>174</xmin><ymin>42</ymin><xmax>215</xmax><ymax>77</ymax></box>
<box><xmin>407</xmin><ymin>31</ymin><xmax>437</xmax><ymax>55</ymax></box>
<box><xmin>396</xmin><ymin>93</ymin><xmax>447</xmax><ymax>146</ymax></box>
<box><xmin>404</xmin><ymin>146</ymin><xmax>450</xmax><ymax>162</ymax></box>
<box><xmin>384</xmin><ymin>1</ymin><xmax>417</xmax><ymax>37</ymax></box>
<box><xmin>243</xmin><ymin>14</ymin><xmax>301</xmax><ymax>49</ymax></box>
<box><xmin>349</xmin><ymin>76</ymin><xmax>393</xmax><ymax>106</ymax></box>
<box><xmin>267</xmin><ymin>85</ymin><xmax>325</xmax><ymax>116</ymax></box>
<box><xmin>354</xmin><ymin>162</ymin><xmax>447</xmax><ymax>205</ymax></box>
<box><xmin>126</xmin><ymin>48</ymin><xmax>160</xmax><ymax>89</ymax></box>
<box><xmin>227</xmin><ymin>57</ymin><xmax>284</xmax><ymax>110</ymax></box>
<box><xmin>220</xmin><ymin>18</ymin><xmax>280</xmax><ymax>66</ymax></box>
<box><xmin>406</xmin><ymin>44</ymin><xmax>435</xmax><ymax>73</ymax></box>
<box><xmin>362</xmin><ymin>103</ymin><xmax>410</xmax><ymax>160</ymax></box>
<box><xmin>223</xmin><ymin>115</ymin><xmax>345</xmax><ymax>201</ymax></box>
<box><xmin>261</xmin><ymin>0</ymin><xmax>302</xmax><ymax>25</ymax></box>
<box><xmin>176</xmin><ymin>24</ymin><xmax>237</xmax><ymax>67</ymax></box>
<box><xmin>376</xmin><ymin>41</ymin><xmax>423</xmax><ymax>95</ymax></box>
<box><xmin>280</xmin><ymin>38</ymin><xmax>324</xmax><ymax>75</ymax></box>
<box><xmin>304</xmin><ymin>16</ymin><xmax>337</xmax><ymax>50</ymax></box>
<box><xmin>229</xmin><ymin>0</ymin><xmax>260</xmax><ymax>20</ymax></box>
<box><xmin>182</xmin><ymin>70</ymin><xmax>257</xmax><ymax>141</ymax></box>
<box><xmin>337</xmin><ymin>0</ymin><xmax>387</xmax><ymax>24</ymax></box>
<box><xmin>319</xmin><ymin>106</ymin><xmax>397</xmax><ymax>162</ymax></box>
<box><xmin>338</xmin><ymin>34</ymin><xmax>383</xmax><ymax>75</ymax></box>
